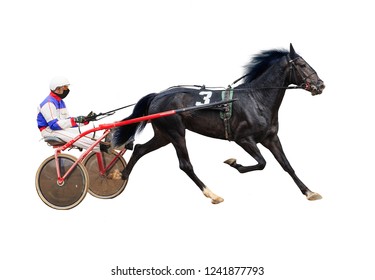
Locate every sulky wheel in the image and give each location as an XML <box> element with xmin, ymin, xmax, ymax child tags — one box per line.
<box><xmin>35</xmin><ymin>154</ymin><xmax>89</xmax><ymax>210</ymax></box>
<box><xmin>83</xmin><ymin>151</ymin><xmax>128</xmax><ymax>199</ymax></box>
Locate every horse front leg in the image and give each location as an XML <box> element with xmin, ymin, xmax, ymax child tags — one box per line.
<box><xmin>262</xmin><ymin>135</ymin><xmax>322</xmax><ymax>201</ymax></box>
<box><xmin>224</xmin><ymin>137</ymin><xmax>267</xmax><ymax>173</ymax></box>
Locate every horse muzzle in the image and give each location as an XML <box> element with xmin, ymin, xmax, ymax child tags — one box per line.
<box><xmin>305</xmin><ymin>79</ymin><xmax>325</xmax><ymax>96</ymax></box>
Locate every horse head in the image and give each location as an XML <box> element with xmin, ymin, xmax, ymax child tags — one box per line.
<box><xmin>288</xmin><ymin>44</ymin><xmax>325</xmax><ymax>96</ymax></box>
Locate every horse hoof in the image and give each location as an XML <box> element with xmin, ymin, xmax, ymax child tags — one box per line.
<box><xmin>224</xmin><ymin>158</ymin><xmax>237</xmax><ymax>166</ymax></box>
<box><xmin>107</xmin><ymin>169</ymin><xmax>122</xmax><ymax>180</ymax></box>
<box><xmin>306</xmin><ymin>192</ymin><xmax>322</xmax><ymax>201</ymax></box>
<box><xmin>203</xmin><ymin>188</ymin><xmax>224</xmax><ymax>204</ymax></box>
<box><xmin>211</xmin><ymin>197</ymin><xmax>224</xmax><ymax>204</ymax></box>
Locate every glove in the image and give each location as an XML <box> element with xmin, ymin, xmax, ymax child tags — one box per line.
<box><xmin>74</xmin><ymin>116</ymin><xmax>86</xmax><ymax>123</ymax></box>
<box><xmin>85</xmin><ymin>111</ymin><xmax>97</xmax><ymax>121</ymax></box>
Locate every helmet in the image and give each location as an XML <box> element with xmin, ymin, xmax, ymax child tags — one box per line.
<box><xmin>49</xmin><ymin>76</ymin><xmax>70</xmax><ymax>91</ymax></box>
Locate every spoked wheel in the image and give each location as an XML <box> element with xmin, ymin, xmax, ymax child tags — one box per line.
<box><xmin>35</xmin><ymin>154</ymin><xmax>89</xmax><ymax>210</ymax></box>
<box><xmin>83</xmin><ymin>151</ymin><xmax>128</xmax><ymax>199</ymax></box>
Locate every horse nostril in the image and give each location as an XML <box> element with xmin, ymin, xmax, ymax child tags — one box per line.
<box><xmin>317</xmin><ymin>80</ymin><xmax>325</xmax><ymax>90</ymax></box>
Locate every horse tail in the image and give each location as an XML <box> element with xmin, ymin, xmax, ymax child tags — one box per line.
<box><xmin>112</xmin><ymin>93</ymin><xmax>157</xmax><ymax>148</ymax></box>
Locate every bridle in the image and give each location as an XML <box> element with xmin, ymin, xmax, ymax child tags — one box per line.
<box><xmin>287</xmin><ymin>55</ymin><xmax>318</xmax><ymax>92</ymax></box>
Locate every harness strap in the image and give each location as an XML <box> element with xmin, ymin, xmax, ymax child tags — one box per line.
<box><xmin>221</xmin><ymin>88</ymin><xmax>234</xmax><ymax>141</ymax></box>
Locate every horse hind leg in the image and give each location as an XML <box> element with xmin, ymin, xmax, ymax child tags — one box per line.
<box><xmin>203</xmin><ymin>188</ymin><xmax>224</xmax><ymax>204</ymax></box>
<box><xmin>120</xmin><ymin>130</ymin><xmax>224</xmax><ymax>203</ymax></box>
<box><xmin>170</xmin><ymin>134</ymin><xmax>224</xmax><ymax>204</ymax></box>
<box><xmin>121</xmin><ymin>134</ymin><xmax>170</xmax><ymax>180</ymax></box>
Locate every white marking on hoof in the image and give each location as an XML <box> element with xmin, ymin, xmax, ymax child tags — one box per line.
<box><xmin>306</xmin><ymin>191</ymin><xmax>322</xmax><ymax>201</ymax></box>
<box><xmin>203</xmin><ymin>188</ymin><xmax>224</xmax><ymax>204</ymax></box>
<box><xmin>107</xmin><ymin>169</ymin><xmax>122</xmax><ymax>180</ymax></box>
<box><xmin>224</xmin><ymin>158</ymin><xmax>237</xmax><ymax>166</ymax></box>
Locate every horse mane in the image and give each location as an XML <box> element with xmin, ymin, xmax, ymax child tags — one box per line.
<box><xmin>243</xmin><ymin>49</ymin><xmax>289</xmax><ymax>84</ymax></box>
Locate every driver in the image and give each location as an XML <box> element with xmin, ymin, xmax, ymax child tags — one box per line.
<box><xmin>37</xmin><ymin>76</ymin><xmax>110</xmax><ymax>152</ymax></box>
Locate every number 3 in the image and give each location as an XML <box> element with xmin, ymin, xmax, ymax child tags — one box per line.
<box><xmin>195</xmin><ymin>91</ymin><xmax>212</xmax><ymax>105</ymax></box>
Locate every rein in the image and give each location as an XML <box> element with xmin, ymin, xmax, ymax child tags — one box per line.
<box><xmin>229</xmin><ymin>84</ymin><xmax>304</xmax><ymax>92</ymax></box>
<box><xmin>78</xmin><ymin>102</ymin><xmax>136</xmax><ymax>139</ymax></box>
<box><xmin>167</xmin><ymin>56</ymin><xmax>309</xmax><ymax>94</ymax></box>
<box><xmin>85</xmin><ymin>103</ymin><xmax>136</xmax><ymax>122</ymax></box>
<box><xmin>231</xmin><ymin>74</ymin><xmax>304</xmax><ymax>90</ymax></box>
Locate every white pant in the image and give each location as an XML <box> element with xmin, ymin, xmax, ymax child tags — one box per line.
<box><xmin>41</xmin><ymin>126</ymin><xmax>100</xmax><ymax>152</ymax></box>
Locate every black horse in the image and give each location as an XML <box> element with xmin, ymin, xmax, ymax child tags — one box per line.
<box><xmin>112</xmin><ymin>44</ymin><xmax>325</xmax><ymax>204</ymax></box>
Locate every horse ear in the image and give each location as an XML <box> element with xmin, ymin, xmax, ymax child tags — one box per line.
<box><xmin>289</xmin><ymin>43</ymin><xmax>296</xmax><ymax>58</ymax></box>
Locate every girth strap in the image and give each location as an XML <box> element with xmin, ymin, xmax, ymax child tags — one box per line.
<box><xmin>220</xmin><ymin>88</ymin><xmax>234</xmax><ymax>141</ymax></box>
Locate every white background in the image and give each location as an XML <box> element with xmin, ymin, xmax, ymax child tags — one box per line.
<box><xmin>1</xmin><ymin>0</ymin><xmax>374</xmax><ymax>279</ymax></box>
